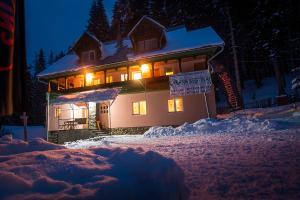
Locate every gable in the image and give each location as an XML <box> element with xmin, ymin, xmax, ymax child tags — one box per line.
<box><xmin>128</xmin><ymin>16</ymin><xmax>167</xmax><ymax>53</ymax></box>
<box><xmin>71</xmin><ymin>33</ymin><xmax>102</xmax><ymax>65</ymax></box>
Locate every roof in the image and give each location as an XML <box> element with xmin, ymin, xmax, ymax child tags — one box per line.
<box><xmin>128</xmin><ymin>26</ymin><xmax>224</xmax><ymax>61</ymax></box>
<box><xmin>38</xmin><ymin>25</ymin><xmax>224</xmax><ymax>78</ymax></box>
<box><xmin>128</xmin><ymin>16</ymin><xmax>166</xmax><ymax>36</ymax></box>
<box><xmin>50</xmin><ymin>88</ymin><xmax>121</xmax><ymax>105</ymax></box>
<box><xmin>37</xmin><ymin>53</ymin><xmax>91</xmax><ymax>77</ymax></box>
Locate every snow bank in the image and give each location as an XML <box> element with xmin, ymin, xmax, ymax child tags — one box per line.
<box><xmin>0</xmin><ymin>136</ymin><xmax>189</xmax><ymax>200</ymax></box>
<box><xmin>0</xmin><ymin>135</ymin><xmax>65</xmax><ymax>155</ymax></box>
<box><xmin>144</xmin><ymin>115</ymin><xmax>276</xmax><ymax>138</ymax></box>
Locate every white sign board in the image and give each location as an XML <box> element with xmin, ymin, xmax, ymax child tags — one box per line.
<box><xmin>169</xmin><ymin>70</ymin><xmax>212</xmax><ymax>96</ymax></box>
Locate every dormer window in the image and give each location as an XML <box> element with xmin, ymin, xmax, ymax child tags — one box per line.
<box><xmin>81</xmin><ymin>50</ymin><xmax>95</xmax><ymax>64</ymax></box>
<box><xmin>138</xmin><ymin>38</ymin><xmax>158</xmax><ymax>52</ymax></box>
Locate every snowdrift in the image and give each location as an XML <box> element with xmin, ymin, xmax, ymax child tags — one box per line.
<box><xmin>144</xmin><ymin>115</ymin><xmax>276</xmax><ymax>138</ymax></box>
<box><xmin>0</xmin><ymin>136</ymin><xmax>189</xmax><ymax>200</ymax></box>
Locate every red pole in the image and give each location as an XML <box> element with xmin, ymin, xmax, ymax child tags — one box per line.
<box><xmin>0</xmin><ymin>0</ymin><xmax>16</xmax><ymax>116</ymax></box>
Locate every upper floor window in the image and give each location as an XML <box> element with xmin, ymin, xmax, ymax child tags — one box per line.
<box><xmin>121</xmin><ymin>73</ymin><xmax>128</xmax><ymax>82</ymax></box>
<box><xmin>137</xmin><ymin>38</ymin><xmax>158</xmax><ymax>52</ymax></box>
<box><xmin>81</xmin><ymin>50</ymin><xmax>95</xmax><ymax>64</ymax></box>
<box><xmin>165</xmin><ymin>67</ymin><xmax>174</xmax><ymax>76</ymax></box>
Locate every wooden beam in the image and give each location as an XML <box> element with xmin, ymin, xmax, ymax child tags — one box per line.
<box><xmin>65</xmin><ymin>77</ymin><xmax>67</xmax><ymax>90</ymax></box>
<box><xmin>178</xmin><ymin>58</ymin><xmax>182</xmax><ymax>72</ymax></box>
<box><xmin>151</xmin><ymin>62</ymin><xmax>154</xmax><ymax>78</ymax></box>
<box><xmin>126</xmin><ymin>66</ymin><xmax>129</xmax><ymax>80</ymax></box>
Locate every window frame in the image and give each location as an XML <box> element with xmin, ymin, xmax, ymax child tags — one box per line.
<box><xmin>132</xmin><ymin>101</ymin><xmax>147</xmax><ymax>115</ymax></box>
<box><xmin>168</xmin><ymin>98</ymin><xmax>184</xmax><ymax>113</ymax></box>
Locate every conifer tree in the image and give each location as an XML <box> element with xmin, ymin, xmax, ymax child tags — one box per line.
<box><xmin>87</xmin><ymin>0</ymin><xmax>110</xmax><ymax>41</ymax></box>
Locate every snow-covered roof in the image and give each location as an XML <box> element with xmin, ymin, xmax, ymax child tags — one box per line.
<box><xmin>38</xmin><ymin>26</ymin><xmax>224</xmax><ymax>78</ymax></box>
<box><xmin>37</xmin><ymin>53</ymin><xmax>92</xmax><ymax>77</ymax></box>
<box><xmin>128</xmin><ymin>16</ymin><xmax>166</xmax><ymax>36</ymax></box>
<box><xmin>128</xmin><ymin>26</ymin><xmax>224</xmax><ymax>61</ymax></box>
<box><xmin>50</xmin><ymin>88</ymin><xmax>121</xmax><ymax>105</ymax></box>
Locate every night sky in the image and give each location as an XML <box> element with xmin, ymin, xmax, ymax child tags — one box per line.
<box><xmin>25</xmin><ymin>0</ymin><xmax>115</xmax><ymax>65</ymax></box>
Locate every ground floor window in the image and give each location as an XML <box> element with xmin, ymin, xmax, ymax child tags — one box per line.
<box><xmin>55</xmin><ymin>108</ymin><xmax>61</xmax><ymax>118</ymax></box>
<box><xmin>168</xmin><ymin>98</ymin><xmax>184</xmax><ymax>112</ymax></box>
<box><xmin>132</xmin><ymin>101</ymin><xmax>147</xmax><ymax>115</ymax></box>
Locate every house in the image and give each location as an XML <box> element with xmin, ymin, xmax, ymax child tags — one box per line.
<box><xmin>37</xmin><ymin>16</ymin><xmax>225</xmax><ymax>143</ymax></box>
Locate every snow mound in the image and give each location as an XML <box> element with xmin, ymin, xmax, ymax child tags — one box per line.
<box><xmin>144</xmin><ymin>116</ymin><xmax>276</xmax><ymax>138</ymax></box>
<box><xmin>0</xmin><ymin>138</ymin><xmax>189</xmax><ymax>200</ymax></box>
<box><xmin>0</xmin><ymin>135</ymin><xmax>65</xmax><ymax>155</ymax></box>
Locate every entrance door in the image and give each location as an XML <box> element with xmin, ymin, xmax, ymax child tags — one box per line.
<box><xmin>99</xmin><ymin>102</ymin><xmax>109</xmax><ymax>129</ymax></box>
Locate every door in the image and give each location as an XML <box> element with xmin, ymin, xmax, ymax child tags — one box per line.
<box><xmin>99</xmin><ymin>102</ymin><xmax>109</xmax><ymax>129</ymax></box>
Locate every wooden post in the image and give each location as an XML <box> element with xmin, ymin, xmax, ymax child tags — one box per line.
<box><xmin>151</xmin><ymin>62</ymin><xmax>154</xmax><ymax>78</ymax></box>
<box><xmin>126</xmin><ymin>66</ymin><xmax>129</xmax><ymax>80</ymax></box>
<box><xmin>20</xmin><ymin>112</ymin><xmax>28</xmax><ymax>141</ymax></box>
<box><xmin>104</xmin><ymin>70</ymin><xmax>107</xmax><ymax>84</ymax></box>
<box><xmin>178</xmin><ymin>58</ymin><xmax>182</xmax><ymax>72</ymax></box>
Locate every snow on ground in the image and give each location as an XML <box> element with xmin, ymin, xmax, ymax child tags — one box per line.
<box><xmin>0</xmin><ymin>136</ymin><xmax>188</xmax><ymax>200</ymax></box>
<box><xmin>65</xmin><ymin>103</ymin><xmax>300</xmax><ymax>199</ymax></box>
<box><xmin>1</xmin><ymin>125</ymin><xmax>46</xmax><ymax>141</ymax></box>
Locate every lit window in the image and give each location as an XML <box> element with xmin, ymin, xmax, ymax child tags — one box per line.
<box><xmin>121</xmin><ymin>73</ymin><xmax>128</xmax><ymax>82</ymax></box>
<box><xmin>106</xmin><ymin>76</ymin><xmax>113</xmax><ymax>83</ymax></box>
<box><xmin>132</xmin><ymin>101</ymin><xmax>147</xmax><ymax>115</ymax></box>
<box><xmin>133</xmin><ymin>72</ymin><xmax>142</xmax><ymax>80</ymax></box>
<box><xmin>85</xmin><ymin>73</ymin><xmax>94</xmax><ymax>86</ymax></box>
<box><xmin>165</xmin><ymin>67</ymin><xmax>174</xmax><ymax>76</ymax></box>
<box><xmin>168</xmin><ymin>98</ymin><xmax>183</xmax><ymax>112</ymax></box>
<box><xmin>55</xmin><ymin>108</ymin><xmax>61</xmax><ymax>118</ymax></box>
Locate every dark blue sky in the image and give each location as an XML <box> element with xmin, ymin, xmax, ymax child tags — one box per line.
<box><xmin>25</xmin><ymin>0</ymin><xmax>115</xmax><ymax>65</ymax></box>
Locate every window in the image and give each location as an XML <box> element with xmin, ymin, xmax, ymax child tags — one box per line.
<box><xmin>55</xmin><ymin>108</ymin><xmax>61</xmax><ymax>118</ymax></box>
<box><xmin>106</xmin><ymin>76</ymin><xmax>113</xmax><ymax>83</ymax></box>
<box><xmin>121</xmin><ymin>73</ymin><xmax>128</xmax><ymax>82</ymax></box>
<box><xmin>168</xmin><ymin>98</ymin><xmax>183</xmax><ymax>112</ymax></box>
<box><xmin>81</xmin><ymin>50</ymin><xmax>95</xmax><ymax>64</ymax></box>
<box><xmin>194</xmin><ymin>62</ymin><xmax>206</xmax><ymax>71</ymax></box>
<box><xmin>100</xmin><ymin>105</ymin><xmax>109</xmax><ymax>114</ymax></box>
<box><xmin>57</xmin><ymin>78</ymin><xmax>66</xmax><ymax>90</ymax></box>
<box><xmin>132</xmin><ymin>101</ymin><xmax>147</xmax><ymax>115</ymax></box>
<box><xmin>165</xmin><ymin>67</ymin><xmax>174</xmax><ymax>76</ymax></box>
<box><xmin>137</xmin><ymin>38</ymin><xmax>158</xmax><ymax>52</ymax></box>
<box><xmin>132</xmin><ymin>71</ymin><xmax>142</xmax><ymax>80</ymax></box>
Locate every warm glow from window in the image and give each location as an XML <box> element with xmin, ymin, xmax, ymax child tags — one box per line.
<box><xmin>141</xmin><ymin>64</ymin><xmax>150</xmax><ymax>73</ymax></box>
<box><xmin>168</xmin><ymin>98</ymin><xmax>183</xmax><ymax>112</ymax></box>
<box><xmin>85</xmin><ymin>73</ymin><xmax>94</xmax><ymax>86</ymax></box>
<box><xmin>55</xmin><ymin>108</ymin><xmax>61</xmax><ymax>118</ymax></box>
<box><xmin>121</xmin><ymin>73</ymin><xmax>128</xmax><ymax>82</ymax></box>
<box><xmin>106</xmin><ymin>76</ymin><xmax>113</xmax><ymax>83</ymax></box>
<box><xmin>133</xmin><ymin>72</ymin><xmax>142</xmax><ymax>80</ymax></box>
<box><xmin>165</xmin><ymin>68</ymin><xmax>174</xmax><ymax>76</ymax></box>
<box><xmin>132</xmin><ymin>101</ymin><xmax>147</xmax><ymax>115</ymax></box>
<box><xmin>168</xmin><ymin>100</ymin><xmax>175</xmax><ymax>112</ymax></box>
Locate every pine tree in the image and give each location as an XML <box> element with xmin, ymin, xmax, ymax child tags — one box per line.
<box><xmin>34</xmin><ymin>49</ymin><xmax>46</xmax><ymax>76</ymax></box>
<box><xmin>149</xmin><ymin>0</ymin><xmax>168</xmax><ymax>26</ymax></box>
<box><xmin>87</xmin><ymin>0</ymin><xmax>110</xmax><ymax>41</ymax></box>
<box><xmin>32</xmin><ymin>49</ymin><xmax>47</xmax><ymax>124</ymax></box>
<box><xmin>111</xmin><ymin>0</ymin><xmax>150</xmax><ymax>39</ymax></box>
<box><xmin>48</xmin><ymin>50</ymin><xmax>55</xmax><ymax>65</ymax></box>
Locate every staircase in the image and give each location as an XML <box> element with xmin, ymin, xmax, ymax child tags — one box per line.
<box><xmin>217</xmin><ymin>71</ymin><xmax>242</xmax><ymax>110</ymax></box>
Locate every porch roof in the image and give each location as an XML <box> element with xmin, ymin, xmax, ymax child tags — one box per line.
<box><xmin>50</xmin><ymin>88</ymin><xmax>121</xmax><ymax>105</ymax></box>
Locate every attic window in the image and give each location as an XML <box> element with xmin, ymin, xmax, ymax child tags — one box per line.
<box><xmin>137</xmin><ymin>38</ymin><xmax>158</xmax><ymax>52</ymax></box>
<box><xmin>81</xmin><ymin>50</ymin><xmax>95</xmax><ymax>64</ymax></box>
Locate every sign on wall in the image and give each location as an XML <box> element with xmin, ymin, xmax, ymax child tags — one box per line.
<box><xmin>169</xmin><ymin>70</ymin><xmax>212</xmax><ymax>96</ymax></box>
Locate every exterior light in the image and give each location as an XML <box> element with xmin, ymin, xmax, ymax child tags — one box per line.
<box><xmin>141</xmin><ymin>64</ymin><xmax>149</xmax><ymax>73</ymax></box>
<box><xmin>86</xmin><ymin>73</ymin><xmax>94</xmax><ymax>86</ymax></box>
<box><xmin>133</xmin><ymin>72</ymin><xmax>142</xmax><ymax>80</ymax></box>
